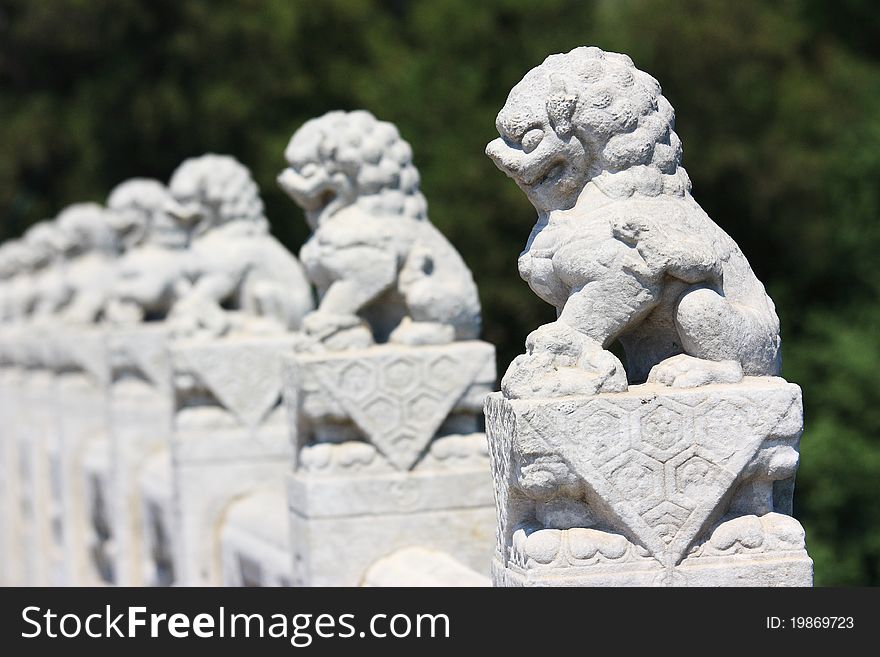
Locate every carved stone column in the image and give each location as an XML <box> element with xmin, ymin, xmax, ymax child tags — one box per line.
<box><xmin>52</xmin><ymin>328</ymin><xmax>110</xmax><ymax>585</ymax></box>
<box><xmin>286</xmin><ymin>341</ymin><xmax>496</xmax><ymax>586</ymax></box>
<box><xmin>169</xmin><ymin>335</ymin><xmax>295</xmax><ymax>586</ymax></box>
<box><xmin>18</xmin><ymin>329</ymin><xmax>58</xmax><ymax>586</ymax></box>
<box><xmin>106</xmin><ymin>325</ymin><xmax>174</xmax><ymax>586</ymax></box>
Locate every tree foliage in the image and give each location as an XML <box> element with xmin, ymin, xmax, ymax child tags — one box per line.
<box><xmin>1</xmin><ymin>0</ymin><xmax>878</xmax><ymax>584</ymax></box>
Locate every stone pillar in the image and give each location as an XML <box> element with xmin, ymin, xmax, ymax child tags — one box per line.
<box><xmin>485</xmin><ymin>379</ymin><xmax>812</xmax><ymax>586</ymax></box>
<box><xmin>168</xmin><ymin>335</ymin><xmax>295</xmax><ymax>586</ymax></box>
<box><xmin>51</xmin><ymin>328</ymin><xmax>110</xmax><ymax>585</ymax></box>
<box><xmin>220</xmin><ymin>486</ymin><xmax>292</xmax><ymax>587</ymax></box>
<box><xmin>0</xmin><ymin>329</ymin><xmax>25</xmax><ymax>586</ymax></box>
<box><xmin>286</xmin><ymin>341</ymin><xmax>497</xmax><ymax>586</ymax></box>
<box><xmin>82</xmin><ymin>435</ymin><xmax>114</xmax><ymax>585</ymax></box>
<box><xmin>137</xmin><ymin>448</ymin><xmax>176</xmax><ymax>587</ymax></box>
<box><xmin>18</xmin><ymin>329</ymin><xmax>59</xmax><ymax>586</ymax></box>
<box><xmin>106</xmin><ymin>325</ymin><xmax>174</xmax><ymax>586</ymax></box>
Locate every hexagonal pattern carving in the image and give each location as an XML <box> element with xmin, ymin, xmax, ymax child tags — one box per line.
<box><xmin>383</xmin><ymin>358</ymin><xmax>417</xmax><ymax>392</ymax></box>
<box><xmin>338</xmin><ymin>362</ymin><xmax>373</xmax><ymax>400</ymax></box>
<box><xmin>391</xmin><ymin>431</ymin><xmax>418</xmax><ymax>446</ymax></box>
<box><xmin>302</xmin><ymin>342</ymin><xmax>496</xmax><ymax>471</ymax></box>
<box><xmin>427</xmin><ymin>354</ymin><xmax>458</xmax><ymax>391</ymax></box>
<box><xmin>644</xmin><ymin>500</ymin><xmax>692</xmax><ymax>545</ymax></box>
<box><xmin>362</xmin><ymin>397</ymin><xmax>399</xmax><ymax>427</ymax></box>
<box><xmin>579</xmin><ymin>405</ymin><xmax>628</xmax><ymax>466</ymax></box>
<box><xmin>608</xmin><ymin>452</ymin><xmax>663</xmax><ymax>505</ymax></box>
<box><xmin>699</xmin><ymin>399</ymin><xmax>752</xmax><ymax>459</ymax></box>
<box><xmin>674</xmin><ymin>454</ymin><xmax>726</xmax><ymax>500</ymax></box>
<box><xmin>638</xmin><ymin>402</ymin><xmax>688</xmax><ymax>460</ymax></box>
<box><xmin>408</xmin><ymin>392</ymin><xmax>441</xmax><ymax>422</ymax></box>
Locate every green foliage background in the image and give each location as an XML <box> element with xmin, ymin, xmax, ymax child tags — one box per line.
<box><xmin>1</xmin><ymin>0</ymin><xmax>878</xmax><ymax>584</ymax></box>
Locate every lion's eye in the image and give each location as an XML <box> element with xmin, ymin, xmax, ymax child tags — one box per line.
<box><xmin>521</xmin><ymin>128</ymin><xmax>544</xmax><ymax>154</ymax></box>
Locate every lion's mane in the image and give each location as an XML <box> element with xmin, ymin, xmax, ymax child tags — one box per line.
<box><xmin>285</xmin><ymin>110</ymin><xmax>429</xmax><ymax>222</ymax></box>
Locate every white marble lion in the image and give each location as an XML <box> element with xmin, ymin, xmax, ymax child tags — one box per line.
<box><xmin>486</xmin><ymin>46</ymin><xmax>781</xmax><ymax>398</ymax></box>
<box><xmin>167</xmin><ymin>154</ymin><xmax>314</xmax><ymax>337</ymax></box>
<box><xmin>278</xmin><ymin>110</ymin><xmax>481</xmax><ymax>350</ymax></box>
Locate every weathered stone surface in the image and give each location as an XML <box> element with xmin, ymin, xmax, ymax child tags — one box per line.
<box><xmin>277</xmin><ymin>111</ymin><xmax>497</xmax><ymax>587</ymax></box>
<box><xmin>485</xmin><ymin>379</ymin><xmax>812</xmax><ymax>586</ymax></box>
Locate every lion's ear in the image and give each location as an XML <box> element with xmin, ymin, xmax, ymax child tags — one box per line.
<box><xmin>546</xmin><ymin>74</ymin><xmax>577</xmax><ymax>138</ymax></box>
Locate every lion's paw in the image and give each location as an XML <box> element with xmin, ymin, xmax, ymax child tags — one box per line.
<box><xmin>300</xmin><ymin>311</ymin><xmax>374</xmax><ymax>351</ymax></box>
<box><xmin>389</xmin><ymin>317</ymin><xmax>454</xmax><ymax>346</ymax></box>
<box><xmin>502</xmin><ymin>322</ymin><xmax>627</xmax><ymax>399</ymax></box>
<box><xmin>647</xmin><ymin>354</ymin><xmax>743</xmax><ymax>388</ymax></box>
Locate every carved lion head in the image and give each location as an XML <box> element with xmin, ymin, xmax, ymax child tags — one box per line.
<box><xmin>22</xmin><ymin>220</ymin><xmax>67</xmax><ymax>268</ymax></box>
<box><xmin>55</xmin><ymin>203</ymin><xmax>118</xmax><ymax>257</ymax></box>
<box><xmin>278</xmin><ymin>110</ymin><xmax>427</xmax><ymax>229</ymax></box>
<box><xmin>168</xmin><ymin>154</ymin><xmax>267</xmax><ymax>237</ymax></box>
<box><xmin>486</xmin><ymin>46</ymin><xmax>687</xmax><ymax>213</ymax></box>
<box><xmin>107</xmin><ymin>178</ymin><xmax>187</xmax><ymax>249</ymax></box>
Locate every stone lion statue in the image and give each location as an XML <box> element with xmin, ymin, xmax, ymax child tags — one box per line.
<box><xmin>278</xmin><ymin>110</ymin><xmax>481</xmax><ymax>349</ymax></box>
<box><xmin>167</xmin><ymin>154</ymin><xmax>314</xmax><ymax>337</ymax></box>
<box><xmin>486</xmin><ymin>46</ymin><xmax>781</xmax><ymax>398</ymax></box>
<box><xmin>105</xmin><ymin>178</ymin><xmax>194</xmax><ymax>324</ymax></box>
<box><xmin>54</xmin><ymin>202</ymin><xmax>121</xmax><ymax>324</ymax></box>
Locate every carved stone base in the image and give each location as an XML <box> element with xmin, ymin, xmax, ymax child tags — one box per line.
<box><xmin>485</xmin><ymin>377</ymin><xmax>813</xmax><ymax>587</ymax></box>
<box><xmin>285</xmin><ymin>342</ymin><xmax>497</xmax><ymax>586</ymax></box>
<box><xmin>493</xmin><ymin>510</ymin><xmax>813</xmax><ymax>586</ymax></box>
<box><xmin>493</xmin><ymin>550</ymin><xmax>813</xmax><ymax>587</ymax></box>
<box><xmin>168</xmin><ymin>335</ymin><xmax>294</xmax><ymax>586</ymax></box>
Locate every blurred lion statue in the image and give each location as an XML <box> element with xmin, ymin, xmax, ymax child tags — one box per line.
<box><xmin>486</xmin><ymin>46</ymin><xmax>781</xmax><ymax>398</ymax></box>
<box><xmin>168</xmin><ymin>154</ymin><xmax>314</xmax><ymax>337</ymax></box>
<box><xmin>278</xmin><ymin>110</ymin><xmax>481</xmax><ymax>350</ymax></box>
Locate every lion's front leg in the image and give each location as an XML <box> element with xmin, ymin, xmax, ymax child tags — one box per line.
<box><xmin>501</xmin><ymin>320</ymin><xmax>628</xmax><ymax>398</ymax></box>
<box><xmin>300</xmin><ymin>245</ymin><xmax>398</xmax><ymax>351</ymax></box>
<box><xmin>502</xmin><ymin>264</ymin><xmax>660</xmax><ymax>399</ymax></box>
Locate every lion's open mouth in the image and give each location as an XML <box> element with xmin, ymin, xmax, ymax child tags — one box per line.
<box><xmin>317</xmin><ymin>189</ymin><xmax>336</xmax><ymax>208</ymax></box>
<box><xmin>526</xmin><ymin>161</ymin><xmax>565</xmax><ymax>188</ymax></box>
